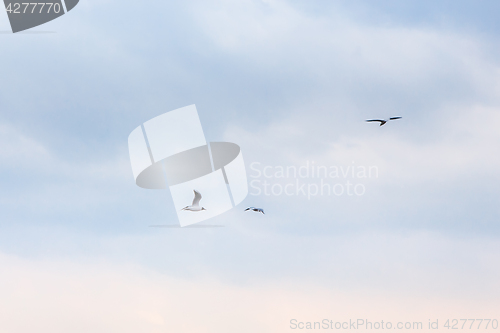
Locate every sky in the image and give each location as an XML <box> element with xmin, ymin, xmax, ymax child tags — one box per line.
<box><xmin>0</xmin><ymin>0</ymin><xmax>499</xmax><ymax>332</ymax></box>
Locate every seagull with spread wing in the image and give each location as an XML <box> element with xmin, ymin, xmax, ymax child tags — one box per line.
<box><xmin>366</xmin><ymin>117</ymin><xmax>402</xmax><ymax>126</ymax></box>
<box><xmin>245</xmin><ymin>207</ymin><xmax>265</xmax><ymax>214</ymax></box>
<box><xmin>181</xmin><ymin>190</ymin><xmax>206</xmax><ymax>212</ymax></box>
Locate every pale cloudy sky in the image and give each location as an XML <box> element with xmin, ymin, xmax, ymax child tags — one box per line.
<box><xmin>0</xmin><ymin>1</ymin><xmax>499</xmax><ymax>332</ymax></box>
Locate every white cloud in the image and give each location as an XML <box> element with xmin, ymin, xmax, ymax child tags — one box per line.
<box><xmin>0</xmin><ymin>121</ymin><xmax>133</xmax><ymax>215</ymax></box>
<box><xmin>0</xmin><ymin>123</ymin><xmax>51</xmax><ymax>168</ymax></box>
<box><xmin>191</xmin><ymin>0</ymin><xmax>495</xmax><ymax>86</ymax></box>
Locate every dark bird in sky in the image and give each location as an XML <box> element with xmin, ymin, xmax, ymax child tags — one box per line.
<box><xmin>245</xmin><ymin>207</ymin><xmax>265</xmax><ymax>214</ymax></box>
<box><xmin>366</xmin><ymin>117</ymin><xmax>402</xmax><ymax>126</ymax></box>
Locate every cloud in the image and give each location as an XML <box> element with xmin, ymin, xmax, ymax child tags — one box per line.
<box><xmin>0</xmin><ymin>121</ymin><xmax>138</xmax><ymax>226</ymax></box>
<box><xmin>223</xmin><ymin>99</ymin><xmax>500</xmax><ymax>233</ymax></box>
<box><xmin>0</xmin><ymin>251</ymin><xmax>498</xmax><ymax>333</ymax></box>
<box><xmin>0</xmin><ymin>123</ymin><xmax>51</xmax><ymax>169</ymax></box>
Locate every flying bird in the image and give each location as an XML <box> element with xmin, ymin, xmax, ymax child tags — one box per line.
<box><xmin>366</xmin><ymin>117</ymin><xmax>402</xmax><ymax>126</ymax></box>
<box><xmin>245</xmin><ymin>207</ymin><xmax>265</xmax><ymax>214</ymax></box>
<box><xmin>181</xmin><ymin>190</ymin><xmax>206</xmax><ymax>212</ymax></box>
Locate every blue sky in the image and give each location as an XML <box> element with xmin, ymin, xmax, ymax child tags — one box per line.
<box><xmin>0</xmin><ymin>1</ymin><xmax>499</xmax><ymax>331</ymax></box>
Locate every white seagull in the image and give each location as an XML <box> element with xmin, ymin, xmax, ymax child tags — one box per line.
<box><xmin>366</xmin><ymin>117</ymin><xmax>402</xmax><ymax>126</ymax></box>
<box><xmin>245</xmin><ymin>207</ymin><xmax>265</xmax><ymax>214</ymax></box>
<box><xmin>181</xmin><ymin>190</ymin><xmax>206</xmax><ymax>212</ymax></box>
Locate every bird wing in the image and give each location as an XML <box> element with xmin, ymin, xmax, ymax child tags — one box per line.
<box><xmin>244</xmin><ymin>207</ymin><xmax>252</xmax><ymax>211</ymax></box>
<box><xmin>389</xmin><ymin>117</ymin><xmax>402</xmax><ymax>120</ymax></box>
<box><xmin>366</xmin><ymin>119</ymin><xmax>385</xmax><ymax>123</ymax></box>
<box><xmin>259</xmin><ymin>209</ymin><xmax>265</xmax><ymax>214</ymax></box>
<box><xmin>192</xmin><ymin>190</ymin><xmax>202</xmax><ymax>206</ymax></box>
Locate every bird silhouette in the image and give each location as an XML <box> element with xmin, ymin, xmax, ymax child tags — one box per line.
<box><xmin>366</xmin><ymin>117</ymin><xmax>402</xmax><ymax>126</ymax></box>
